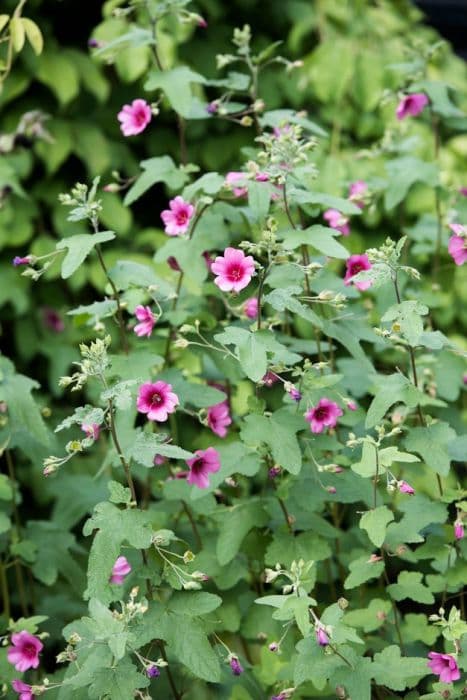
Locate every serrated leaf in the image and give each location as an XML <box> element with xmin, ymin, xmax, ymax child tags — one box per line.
<box><xmin>344</xmin><ymin>555</ymin><xmax>385</xmax><ymax>589</ymax></box>
<box><xmin>130</xmin><ymin>430</ymin><xmax>194</xmax><ymax>466</ymax></box>
<box><xmin>372</xmin><ymin>645</ymin><xmax>429</xmax><ymax>691</ymax></box>
<box><xmin>387</xmin><ymin>571</ymin><xmax>435</xmax><ymax>604</ymax></box>
<box><xmin>281</xmin><ymin>225</ymin><xmax>349</xmax><ymax>259</ymax></box>
<box><xmin>56</xmin><ymin>231</ymin><xmax>115</xmax><ymax>279</ymax></box>
<box><xmin>144</xmin><ymin>66</ymin><xmax>206</xmax><ymax>117</ymax></box>
<box><xmin>216</xmin><ymin>500</ymin><xmax>269</xmax><ymax>565</ymax></box>
<box><xmin>385</xmin><ymin>157</ymin><xmax>438</xmax><ymax>210</ymax></box>
<box><xmin>124</xmin><ymin>156</ymin><xmax>188</xmax><ymax>206</ymax></box>
<box><xmin>403</xmin><ymin>422</ymin><xmax>456</xmax><ymax>476</ymax></box>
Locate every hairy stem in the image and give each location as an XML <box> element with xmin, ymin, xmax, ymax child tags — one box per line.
<box><xmin>181</xmin><ymin>500</ymin><xmax>202</xmax><ymax>549</ymax></box>
<box><xmin>94</xmin><ymin>240</ymin><xmax>129</xmax><ymax>355</ymax></box>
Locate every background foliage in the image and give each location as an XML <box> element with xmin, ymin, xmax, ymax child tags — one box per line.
<box><xmin>0</xmin><ymin>0</ymin><xmax>466</xmax><ymax>699</ymax></box>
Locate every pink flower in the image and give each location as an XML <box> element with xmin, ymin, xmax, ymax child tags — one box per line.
<box><xmin>344</xmin><ymin>254</ymin><xmax>373</xmax><ymax>291</ymax></box>
<box><xmin>207</xmin><ymin>402</ymin><xmax>232</xmax><ymax>438</ymax></box>
<box><xmin>459</xmin><ymin>187</ymin><xmax>467</xmax><ymax>197</ymax></box>
<box><xmin>134</xmin><ymin>305</ymin><xmax>157</xmax><ymax>338</ymax></box>
<box><xmin>211</xmin><ymin>247</ymin><xmax>255</xmax><ymax>293</ymax></box>
<box><xmin>454</xmin><ymin>521</ymin><xmax>464</xmax><ymax>540</ymax></box>
<box><xmin>244</xmin><ymin>297</ymin><xmax>258</xmax><ymax>319</ymax></box>
<box><xmin>7</xmin><ymin>631</ymin><xmax>43</xmax><ymax>672</ymax></box>
<box><xmin>305</xmin><ymin>398</ymin><xmax>343</xmax><ymax>434</ymax></box>
<box><xmin>316</xmin><ymin>627</ymin><xmax>329</xmax><ymax>646</ymax></box>
<box><xmin>42</xmin><ymin>307</ymin><xmax>65</xmax><ymax>332</ymax></box>
<box><xmin>262</xmin><ymin>371</ymin><xmax>279</xmax><ymax>387</ymax></box>
<box><xmin>447</xmin><ymin>225</ymin><xmax>467</xmax><ymax>266</ymax></box>
<box><xmin>348</xmin><ymin>180</ymin><xmax>368</xmax><ymax>209</ymax></box>
<box><xmin>323</xmin><ymin>209</ymin><xmax>350</xmax><ymax>236</ymax></box>
<box><xmin>288</xmin><ymin>387</ymin><xmax>302</xmax><ymax>402</ymax></box>
<box><xmin>346</xmin><ymin>399</ymin><xmax>357</xmax><ymax>411</ymax></box>
<box><xmin>255</xmin><ymin>172</ymin><xmax>269</xmax><ymax>182</ymax></box>
<box><xmin>161</xmin><ymin>196</ymin><xmax>195</xmax><ymax>236</ymax></box>
<box><xmin>225</xmin><ymin>171</ymin><xmax>247</xmax><ymax>198</ymax></box>
<box><xmin>427</xmin><ymin>652</ymin><xmax>460</xmax><ymax>683</ymax></box>
<box><xmin>81</xmin><ymin>423</ymin><xmax>100</xmax><ymax>441</ymax></box>
<box><xmin>154</xmin><ymin>454</ymin><xmax>166</xmax><ymax>466</ymax></box>
<box><xmin>186</xmin><ymin>447</ymin><xmax>220</xmax><ymax>489</ymax></box>
<box><xmin>398</xmin><ymin>480</ymin><xmax>415</xmax><ymax>495</ymax></box>
<box><xmin>12</xmin><ymin>680</ymin><xmax>34</xmax><ymax>700</ymax></box>
<box><xmin>117</xmin><ymin>99</ymin><xmax>152</xmax><ymax>136</ymax></box>
<box><xmin>396</xmin><ymin>93</ymin><xmax>429</xmax><ymax>120</ymax></box>
<box><xmin>13</xmin><ymin>256</ymin><xmax>32</xmax><ymax>266</ymax></box>
<box><xmin>137</xmin><ymin>381</ymin><xmax>179</xmax><ymax>422</ymax></box>
<box><xmin>110</xmin><ymin>555</ymin><xmax>131</xmax><ymax>584</ymax></box>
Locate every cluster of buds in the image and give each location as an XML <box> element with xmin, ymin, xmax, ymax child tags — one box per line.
<box><xmin>59</xmin><ymin>178</ymin><xmax>102</xmax><ymax>225</ymax></box>
<box><xmin>255</xmin><ymin>124</ymin><xmax>317</xmax><ymax>183</ymax></box>
<box><xmin>113</xmin><ymin>587</ymin><xmax>149</xmax><ymax>624</ymax></box>
<box><xmin>59</xmin><ymin>336</ymin><xmax>112</xmax><ymax>392</ymax></box>
<box><xmin>428</xmin><ymin>605</ymin><xmax>467</xmax><ymax>648</ymax></box>
<box><xmin>265</xmin><ymin>558</ymin><xmax>315</xmax><ymax>596</ymax></box>
<box><xmin>314</xmin><ymin>290</ymin><xmax>347</xmax><ymax>309</ymax></box>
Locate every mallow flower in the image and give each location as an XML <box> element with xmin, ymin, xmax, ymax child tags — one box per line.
<box><xmin>244</xmin><ymin>297</ymin><xmax>258</xmax><ymax>319</ymax></box>
<box><xmin>137</xmin><ymin>381</ymin><xmax>179</xmax><ymax>422</ymax></box>
<box><xmin>323</xmin><ymin>208</ymin><xmax>350</xmax><ymax>236</ymax></box>
<box><xmin>11</xmin><ymin>680</ymin><xmax>35</xmax><ymax>700</ymax></box>
<box><xmin>348</xmin><ymin>180</ymin><xmax>368</xmax><ymax>208</ymax></box>
<box><xmin>344</xmin><ymin>254</ymin><xmax>373</xmax><ymax>291</ymax></box>
<box><xmin>211</xmin><ymin>247</ymin><xmax>255</xmax><ymax>293</ymax></box>
<box><xmin>110</xmin><ymin>556</ymin><xmax>131</xmax><ymax>584</ymax></box>
<box><xmin>207</xmin><ymin>401</ymin><xmax>232</xmax><ymax>438</ymax></box>
<box><xmin>161</xmin><ymin>196</ymin><xmax>194</xmax><ymax>236</ymax></box>
<box><xmin>134</xmin><ymin>305</ymin><xmax>157</xmax><ymax>338</ymax></box>
<box><xmin>396</xmin><ymin>93</ymin><xmax>428</xmax><ymax>120</ymax></box>
<box><xmin>305</xmin><ymin>398</ymin><xmax>343</xmax><ymax>434</ymax></box>
<box><xmin>427</xmin><ymin>652</ymin><xmax>460</xmax><ymax>683</ymax></box>
<box><xmin>448</xmin><ymin>224</ymin><xmax>467</xmax><ymax>266</ymax></box>
<box><xmin>7</xmin><ymin>631</ymin><xmax>43</xmax><ymax>672</ymax></box>
<box><xmin>117</xmin><ymin>99</ymin><xmax>152</xmax><ymax>136</ymax></box>
<box><xmin>186</xmin><ymin>447</ymin><xmax>220</xmax><ymax>489</ymax></box>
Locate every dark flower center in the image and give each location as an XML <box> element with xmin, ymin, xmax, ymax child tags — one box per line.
<box><xmin>23</xmin><ymin>643</ymin><xmax>37</xmax><ymax>658</ymax></box>
<box><xmin>314</xmin><ymin>407</ymin><xmax>329</xmax><ymax>420</ymax></box>
<box><xmin>351</xmin><ymin>262</ymin><xmax>364</xmax><ymax>275</ymax></box>
<box><xmin>150</xmin><ymin>392</ymin><xmax>163</xmax><ymax>407</ymax></box>
<box><xmin>191</xmin><ymin>458</ymin><xmax>205</xmax><ymax>473</ymax></box>
<box><xmin>176</xmin><ymin>210</ymin><xmax>188</xmax><ymax>225</ymax></box>
<box><xmin>228</xmin><ymin>265</ymin><xmax>242</xmax><ymax>281</ymax></box>
<box><xmin>135</xmin><ymin>109</ymin><xmax>147</xmax><ymax>125</ymax></box>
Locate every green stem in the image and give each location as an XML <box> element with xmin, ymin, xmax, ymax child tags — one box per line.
<box><xmin>6</xmin><ymin>450</ymin><xmax>29</xmax><ymax>616</ymax></box>
<box><xmin>181</xmin><ymin>500</ymin><xmax>202</xmax><ymax>549</ymax></box>
<box><xmin>94</xmin><ymin>240</ymin><xmax>129</xmax><ymax>355</ymax></box>
<box><xmin>0</xmin><ymin>559</ymin><xmax>10</xmax><ymax>619</ymax></box>
<box><xmin>373</xmin><ymin>444</ymin><xmax>379</xmax><ymax>510</ymax></box>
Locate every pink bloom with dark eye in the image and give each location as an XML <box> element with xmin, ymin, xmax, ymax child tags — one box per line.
<box><xmin>12</xmin><ymin>680</ymin><xmax>34</xmax><ymax>700</ymax></box>
<box><xmin>398</xmin><ymin>480</ymin><xmax>415</xmax><ymax>495</ymax></box>
<box><xmin>161</xmin><ymin>196</ymin><xmax>194</xmax><ymax>236</ymax></box>
<box><xmin>81</xmin><ymin>423</ymin><xmax>100</xmax><ymax>441</ymax></box>
<box><xmin>323</xmin><ymin>209</ymin><xmax>350</xmax><ymax>236</ymax></box>
<box><xmin>396</xmin><ymin>93</ymin><xmax>429</xmax><ymax>120</ymax></box>
<box><xmin>186</xmin><ymin>447</ymin><xmax>220</xmax><ymax>489</ymax></box>
<box><xmin>305</xmin><ymin>398</ymin><xmax>343</xmax><ymax>434</ymax></box>
<box><xmin>7</xmin><ymin>631</ymin><xmax>43</xmax><ymax>672</ymax></box>
<box><xmin>137</xmin><ymin>381</ymin><xmax>179</xmax><ymax>422</ymax></box>
<box><xmin>211</xmin><ymin>247</ymin><xmax>255</xmax><ymax>293</ymax></box>
<box><xmin>225</xmin><ymin>171</ymin><xmax>247</xmax><ymax>198</ymax></box>
<box><xmin>316</xmin><ymin>627</ymin><xmax>329</xmax><ymax>646</ymax></box>
<box><xmin>348</xmin><ymin>180</ymin><xmax>368</xmax><ymax>209</ymax></box>
<box><xmin>134</xmin><ymin>305</ymin><xmax>157</xmax><ymax>338</ymax></box>
<box><xmin>110</xmin><ymin>556</ymin><xmax>131</xmax><ymax>584</ymax></box>
<box><xmin>13</xmin><ymin>256</ymin><xmax>32</xmax><ymax>266</ymax></box>
<box><xmin>244</xmin><ymin>297</ymin><xmax>258</xmax><ymax>319</ymax></box>
<box><xmin>344</xmin><ymin>254</ymin><xmax>373</xmax><ymax>291</ymax></box>
<box><xmin>454</xmin><ymin>521</ymin><xmax>464</xmax><ymax>540</ymax></box>
<box><xmin>447</xmin><ymin>225</ymin><xmax>467</xmax><ymax>266</ymax></box>
<box><xmin>42</xmin><ymin>307</ymin><xmax>65</xmax><ymax>332</ymax></box>
<box><xmin>427</xmin><ymin>652</ymin><xmax>460</xmax><ymax>683</ymax></box>
<box><xmin>207</xmin><ymin>402</ymin><xmax>232</xmax><ymax>438</ymax></box>
<box><xmin>118</xmin><ymin>99</ymin><xmax>152</xmax><ymax>136</ymax></box>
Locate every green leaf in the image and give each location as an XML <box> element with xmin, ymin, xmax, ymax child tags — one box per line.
<box><xmin>386</xmin><ymin>494</ymin><xmax>447</xmax><ymax>545</ymax></box>
<box><xmin>414</xmin><ymin>80</ymin><xmax>464</xmax><ymax>118</ymax></box>
<box><xmin>130</xmin><ymin>430</ymin><xmax>194</xmax><ymax>466</ymax></box>
<box><xmin>344</xmin><ymin>555</ymin><xmax>385</xmax><ymax>589</ymax></box>
<box><xmin>21</xmin><ymin>18</ymin><xmax>44</xmax><ymax>55</ymax></box>
<box><xmin>294</xmin><ymin>637</ymin><xmax>347</xmax><ymax>688</ymax></box>
<box><xmin>241</xmin><ymin>410</ymin><xmax>304</xmax><ymax>474</ymax></box>
<box><xmin>164</xmin><ymin>616</ymin><xmax>221</xmax><ymax>682</ymax></box>
<box><xmin>403</xmin><ymin>422</ymin><xmax>456</xmax><ymax>476</ymax></box>
<box><xmin>124</xmin><ymin>156</ymin><xmax>188</xmax><ymax>206</ymax></box>
<box><xmin>280</xmin><ymin>225</ymin><xmax>350</xmax><ymax>259</ymax></box>
<box><xmin>190</xmin><ymin>442</ymin><xmax>261</xmax><ymax>501</ymax></box>
<box><xmin>0</xmin><ymin>474</ymin><xmax>12</xmax><ymax>500</ymax></box>
<box><xmin>263</xmin><ymin>286</ymin><xmax>323</xmax><ymax>327</ymax></box>
<box><xmin>56</xmin><ymin>231</ymin><xmax>115</xmax><ymax>279</ymax></box>
<box><xmin>385</xmin><ymin>156</ymin><xmax>439</xmax><ymax>210</ymax></box>
<box><xmin>359</xmin><ymin>506</ymin><xmax>395</xmax><ymax>547</ymax></box>
<box><xmin>345</xmin><ymin>598</ymin><xmax>392</xmax><ymax>633</ymax></box>
<box><xmin>248</xmin><ymin>180</ymin><xmax>272</xmax><ymax>220</ymax></box>
<box><xmin>387</xmin><ymin>571</ymin><xmax>435</xmax><ymax>604</ymax></box>
<box><xmin>36</xmin><ymin>51</ymin><xmax>80</xmax><ymax>105</ymax></box>
<box><xmin>382</xmin><ymin>301</ymin><xmax>429</xmax><ymax>346</ymax></box>
<box><xmin>144</xmin><ymin>66</ymin><xmax>206</xmax><ymax>117</ymax></box>
<box><xmin>265</xmin><ymin>531</ymin><xmax>331</xmax><ymax>568</ymax></box>
<box><xmin>88</xmin><ymin>658</ymin><xmax>149</xmax><ymax>699</ymax></box>
<box><xmin>371</xmin><ymin>645</ymin><xmax>429</xmax><ymax>691</ymax></box>
<box><xmin>216</xmin><ymin>500</ymin><xmax>269</xmax><ymax>565</ymax></box>
<box><xmin>365</xmin><ymin>373</ymin><xmax>443</xmax><ymax>429</ymax></box>
<box><xmin>290</xmin><ymin>188</ymin><xmax>362</xmax><ymax>215</ymax></box>
<box><xmin>25</xmin><ymin>521</ymin><xmax>84</xmax><ymax>590</ymax></box>
<box><xmin>168</xmin><ymin>592</ymin><xmax>222</xmax><ymax>617</ymax></box>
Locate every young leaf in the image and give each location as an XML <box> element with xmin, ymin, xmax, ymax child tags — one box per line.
<box><xmin>359</xmin><ymin>506</ymin><xmax>395</xmax><ymax>547</ymax></box>
<box><xmin>56</xmin><ymin>231</ymin><xmax>115</xmax><ymax>279</ymax></box>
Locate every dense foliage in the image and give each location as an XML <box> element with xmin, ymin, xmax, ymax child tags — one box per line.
<box><xmin>0</xmin><ymin>1</ymin><xmax>466</xmax><ymax>698</ymax></box>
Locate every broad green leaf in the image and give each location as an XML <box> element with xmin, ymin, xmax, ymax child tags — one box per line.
<box><xmin>384</xmin><ymin>156</ymin><xmax>438</xmax><ymax>210</ymax></box>
<box><xmin>371</xmin><ymin>645</ymin><xmax>429</xmax><ymax>691</ymax></box>
<box><xmin>264</xmin><ymin>286</ymin><xmax>323</xmax><ymax>327</ymax></box>
<box><xmin>145</xmin><ymin>66</ymin><xmax>206</xmax><ymax>117</ymax></box>
<box><xmin>386</xmin><ymin>494</ymin><xmax>447</xmax><ymax>545</ymax></box>
<box><xmin>22</xmin><ymin>18</ymin><xmax>44</xmax><ymax>54</ymax></box>
<box><xmin>25</xmin><ymin>521</ymin><xmax>84</xmax><ymax>590</ymax></box>
<box><xmin>359</xmin><ymin>506</ymin><xmax>394</xmax><ymax>547</ymax></box>
<box><xmin>403</xmin><ymin>422</ymin><xmax>456</xmax><ymax>476</ymax></box>
<box><xmin>88</xmin><ymin>658</ymin><xmax>149</xmax><ymax>699</ymax></box>
<box><xmin>265</xmin><ymin>531</ymin><xmax>331</xmax><ymax>568</ymax></box>
<box><xmin>164</xmin><ymin>616</ymin><xmax>221</xmax><ymax>682</ymax></box>
<box><xmin>365</xmin><ymin>373</ymin><xmax>444</xmax><ymax>429</ymax></box>
<box><xmin>248</xmin><ymin>180</ymin><xmax>272</xmax><ymax>220</ymax></box>
<box><xmin>290</xmin><ymin>188</ymin><xmax>362</xmax><ymax>215</ymax></box>
<box><xmin>56</xmin><ymin>231</ymin><xmax>115</xmax><ymax>279</ymax></box>
<box><xmin>130</xmin><ymin>430</ymin><xmax>194</xmax><ymax>465</ymax></box>
<box><xmin>36</xmin><ymin>51</ymin><xmax>80</xmax><ymax>104</ymax></box>
<box><xmin>168</xmin><ymin>592</ymin><xmax>222</xmax><ymax>617</ymax></box>
<box><xmin>124</xmin><ymin>156</ymin><xmax>188</xmax><ymax>206</ymax></box>
<box><xmin>387</xmin><ymin>571</ymin><xmax>435</xmax><ymax>604</ymax></box>
<box><xmin>216</xmin><ymin>500</ymin><xmax>269</xmax><ymax>565</ymax></box>
<box><xmin>414</xmin><ymin>80</ymin><xmax>464</xmax><ymax>118</ymax></box>
<box><xmin>280</xmin><ymin>225</ymin><xmax>350</xmax><ymax>259</ymax></box>
<box><xmin>345</xmin><ymin>598</ymin><xmax>392</xmax><ymax>633</ymax></box>
<box><xmin>241</xmin><ymin>410</ymin><xmax>303</xmax><ymax>474</ymax></box>
<box><xmin>0</xmin><ymin>474</ymin><xmax>12</xmax><ymax>500</ymax></box>
<box><xmin>382</xmin><ymin>300</ymin><xmax>429</xmax><ymax>346</ymax></box>
<box><xmin>344</xmin><ymin>555</ymin><xmax>385</xmax><ymax>589</ymax></box>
